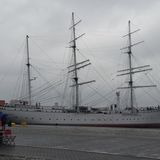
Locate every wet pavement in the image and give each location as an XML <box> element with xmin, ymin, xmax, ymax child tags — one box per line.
<box><xmin>1</xmin><ymin>126</ymin><xmax>160</xmax><ymax>159</ymax></box>
<box><xmin>0</xmin><ymin>145</ymin><xmax>158</xmax><ymax>160</ymax></box>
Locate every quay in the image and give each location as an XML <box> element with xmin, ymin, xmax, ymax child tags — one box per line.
<box><xmin>1</xmin><ymin>125</ymin><xmax>160</xmax><ymax>160</ymax></box>
<box><xmin>0</xmin><ymin>145</ymin><xmax>157</xmax><ymax>160</ymax></box>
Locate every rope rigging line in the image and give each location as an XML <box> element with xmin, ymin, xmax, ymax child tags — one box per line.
<box><xmin>146</xmin><ymin>74</ymin><xmax>160</xmax><ymax>94</ymax></box>
<box><xmin>18</xmin><ymin>64</ymin><xmax>64</xmax><ymax>102</ymax></box>
<box><xmin>77</xmin><ymin>49</ymin><xmax>115</xmax><ymax>91</ymax></box>
<box><xmin>33</xmin><ymin>95</ymin><xmax>61</xmax><ymax>104</ymax></box>
<box><xmin>32</xmin><ymin>81</ymin><xmax>63</xmax><ymax>99</ymax></box>
<box><xmin>141</xmin><ymin>88</ymin><xmax>160</xmax><ymax>104</ymax></box>
<box><xmin>31</xmin><ymin>65</ymin><xmax>63</xmax><ymax>93</ymax></box>
<box><xmin>0</xmin><ymin>39</ymin><xmax>26</xmax><ymax>84</ymax></box>
<box><xmin>29</xmin><ymin>37</ymin><xmax>62</xmax><ymax>65</ymax></box>
<box><xmin>83</xmin><ymin>84</ymin><xmax>114</xmax><ymax>106</ymax></box>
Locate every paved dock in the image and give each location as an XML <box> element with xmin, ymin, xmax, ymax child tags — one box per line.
<box><xmin>0</xmin><ymin>145</ymin><xmax>158</xmax><ymax>160</ymax></box>
<box><xmin>1</xmin><ymin>126</ymin><xmax>160</xmax><ymax>159</ymax></box>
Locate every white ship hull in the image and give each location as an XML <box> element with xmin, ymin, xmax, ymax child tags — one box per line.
<box><xmin>1</xmin><ymin>107</ymin><xmax>160</xmax><ymax>128</ymax></box>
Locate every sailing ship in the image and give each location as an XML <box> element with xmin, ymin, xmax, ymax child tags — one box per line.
<box><xmin>1</xmin><ymin>13</ymin><xmax>160</xmax><ymax>128</ymax></box>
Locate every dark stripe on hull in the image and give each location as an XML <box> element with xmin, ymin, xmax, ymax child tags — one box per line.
<box><xmin>20</xmin><ymin>123</ymin><xmax>160</xmax><ymax>128</ymax></box>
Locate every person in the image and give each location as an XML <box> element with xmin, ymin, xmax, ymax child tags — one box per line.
<box><xmin>2</xmin><ymin>115</ymin><xmax>6</xmax><ymax>131</ymax></box>
<box><xmin>0</xmin><ymin>112</ymin><xmax>7</xmax><ymax>131</ymax></box>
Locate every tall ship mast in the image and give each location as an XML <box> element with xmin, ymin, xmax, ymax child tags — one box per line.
<box><xmin>26</xmin><ymin>35</ymin><xmax>32</xmax><ymax>106</ymax></box>
<box><xmin>118</xmin><ymin>20</ymin><xmax>156</xmax><ymax>113</ymax></box>
<box><xmin>68</xmin><ymin>12</ymin><xmax>95</xmax><ymax>112</ymax></box>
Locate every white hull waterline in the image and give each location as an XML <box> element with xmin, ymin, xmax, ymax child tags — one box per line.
<box><xmin>1</xmin><ymin>107</ymin><xmax>160</xmax><ymax>128</ymax></box>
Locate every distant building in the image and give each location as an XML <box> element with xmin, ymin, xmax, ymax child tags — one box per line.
<box><xmin>0</xmin><ymin>100</ymin><xmax>5</xmax><ymax>107</ymax></box>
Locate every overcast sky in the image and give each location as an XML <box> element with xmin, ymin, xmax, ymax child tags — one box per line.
<box><xmin>0</xmin><ymin>0</ymin><xmax>160</xmax><ymax>108</ymax></box>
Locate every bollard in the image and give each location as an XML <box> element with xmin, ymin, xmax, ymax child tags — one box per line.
<box><xmin>11</xmin><ymin>123</ymin><xmax>16</xmax><ymax>127</ymax></box>
<box><xmin>21</xmin><ymin>121</ymin><xmax>27</xmax><ymax>127</ymax></box>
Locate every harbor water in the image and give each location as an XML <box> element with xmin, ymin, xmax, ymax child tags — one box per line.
<box><xmin>1</xmin><ymin>125</ymin><xmax>160</xmax><ymax>159</ymax></box>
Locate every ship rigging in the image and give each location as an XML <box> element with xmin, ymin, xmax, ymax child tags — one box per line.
<box><xmin>118</xmin><ymin>20</ymin><xmax>156</xmax><ymax>113</ymax></box>
<box><xmin>68</xmin><ymin>12</ymin><xmax>95</xmax><ymax>112</ymax></box>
